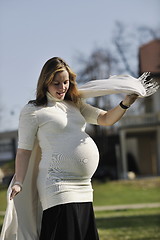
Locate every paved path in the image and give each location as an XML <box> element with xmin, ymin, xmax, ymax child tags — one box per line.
<box><xmin>0</xmin><ymin>203</ymin><xmax>160</xmax><ymax>216</ymax></box>
<box><xmin>94</xmin><ymin>202</ymin><xmax>160</xmax><ymax>211</ymax></box>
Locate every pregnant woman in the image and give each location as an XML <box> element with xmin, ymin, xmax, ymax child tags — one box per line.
<box><xmin>2</xmin><ymin>57</ymin><xmax>155</xmax><ymax>240</ymax></box>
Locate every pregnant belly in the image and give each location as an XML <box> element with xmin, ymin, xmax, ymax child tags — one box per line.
<box><xmin>40</xmin><ymin>136</ymin><xmax>99</xmax><ymax>180</ymax></box>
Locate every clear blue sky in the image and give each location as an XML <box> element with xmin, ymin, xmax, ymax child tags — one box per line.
<box><xmin>0</xmin><ymin>0</ymin><xmax>160</xmax><ymax>131</ymax></box>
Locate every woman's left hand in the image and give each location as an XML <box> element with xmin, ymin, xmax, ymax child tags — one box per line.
<box><xmin>122</xmin><ymin>94</ymin><xmax>138</xmax><ymax>107</ymax></box>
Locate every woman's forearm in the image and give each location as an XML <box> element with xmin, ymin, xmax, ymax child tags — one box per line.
<box><xmin>98</xmin><ymin>94</ymin><xmax>138</xmax><ymax>126</ymax></box>
<box><xmin>98</xmin><ymin>105</ymin><xmax>127</xmax><ymax>126</ymax></box>
<box><xmin>15</xmin><ymin>149</ymin><xmax>32</xmax><ymax>183</ymax></box>
<box><xmin>10</xmin><ymin>149</ymin><xmax>31</xmax><ymax>200</ymax></box>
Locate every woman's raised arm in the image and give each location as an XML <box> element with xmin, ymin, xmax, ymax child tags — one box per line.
<box><xmin>98</xmin><ymin>94</ymin><xmax>138</xmax><ymax>126</ymax></box>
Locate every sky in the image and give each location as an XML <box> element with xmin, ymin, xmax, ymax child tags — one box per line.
<box><xmin>0</xmin><ymin>0</ymin><xmax>160</xmax><ymax>131</ymax></box>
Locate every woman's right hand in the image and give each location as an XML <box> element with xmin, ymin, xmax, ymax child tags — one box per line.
<box><xmin>10</xmin><ymin>148</ymin><xmax>31</xmax><ymax>200</ymax></box>
<box><xmin>10</xmin><ymin>184</ymin><xmax>22</xmax><ymax>200</ymax></box>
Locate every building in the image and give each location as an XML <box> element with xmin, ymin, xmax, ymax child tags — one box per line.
<box><xmin>119</xmin><ymin>39</ymin><xmax>160</xmax><ymax>178</ymax></box>
<box><xmin>0</xmin><ymin>130</ymin><xmax>18</xmax><ymax>165</ymax></box>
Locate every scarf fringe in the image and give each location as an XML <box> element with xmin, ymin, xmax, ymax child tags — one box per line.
<box><xmin>138</xmin><ymin>72</ymin><xmax>159</xmax><ymax>96</ymax></box>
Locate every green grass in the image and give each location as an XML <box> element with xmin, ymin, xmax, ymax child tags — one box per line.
<box><xmin>0</xmin><ymin>160</ymin><xmax>15</xmax><ymax>175</ymax></box>
<box><xmin>0</xmin><ymin>186</ymin><xmax>7</xmax><ymax>212</ymax></box>
<box><xmin>95</xmin><ymin>208</ymin><xmax>160</xmax><ymax>240</ymax></box>
<box><xmin>93</xmin><ymin>178</ymin><xmax>160</xmax><ymax>239</ymax></box>
<box><xmin>93</xmin><ymin>177</ymin><xmax>160</xmax><ymax>206</ymax></box>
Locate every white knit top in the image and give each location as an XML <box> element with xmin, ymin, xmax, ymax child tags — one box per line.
<box><xmin>18</xmin><ymin>92</ymin><xmax>103</xmax><ymax>210</ymax></box>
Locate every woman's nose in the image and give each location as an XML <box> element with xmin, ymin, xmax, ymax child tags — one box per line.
<box><xmin>59</xmin><ymin>83</ymin><xmax>65</xmax><ymax>90</ymax></box>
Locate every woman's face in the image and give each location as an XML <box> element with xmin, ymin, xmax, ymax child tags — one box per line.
<box><xmin>48</xmin><ymin>70</ymin><xmax>70</xmax><ymax>100</ymax></box>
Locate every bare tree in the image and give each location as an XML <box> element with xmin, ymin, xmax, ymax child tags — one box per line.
<box><xmin>112</xmin><ymin>21</ymin><xmax>160</xmax><ymax>77</ymax></box>
<box><xmin>76</xmin><ymin>47</ymin><xmax>119</xmax><ymax>110</ymax></box>
<box><xmin>77</xmin><ymin>47</ymin><xmax>117</xmax><ymax>83</ymax></box>
<box><xmin>76</xmin><ymin>48</ymin><xmax>119</xmax><ymax>135</ymax></box>
<box><xmin>112</xmin><ymin>22</ymin><xmax>160</xmax><ymax>114</ymax></box>
<box><xmin>76</xmin><ymin>22</ymin><xmax>160</xmax><ymax>117</ymax></box>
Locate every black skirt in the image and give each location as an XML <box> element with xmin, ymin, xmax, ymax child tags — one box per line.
<box><xmin>39</xmin><ymin>202</ymin><xmax>99</xmax><ymax>240</ymax></box>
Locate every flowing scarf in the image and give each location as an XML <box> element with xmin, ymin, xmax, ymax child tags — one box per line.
<box><xmin>79</xmin><ymin>72</ymin><xmax>159</xmax><ymax>98</ymax></box>
<box><xmin>0</xmin><ymin>72</ymin><xmax>159</xmax><ymax>240</ymax></box>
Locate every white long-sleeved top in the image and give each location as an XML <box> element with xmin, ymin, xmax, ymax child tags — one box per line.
<box><xmin>18</xmin><ymin>92</ymin><xmax>103</xmax><ymax>210</ymax></box>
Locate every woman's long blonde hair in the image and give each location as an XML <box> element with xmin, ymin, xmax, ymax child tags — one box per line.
<box><xmin>29</xmin><ymin>57</ymin><xmax>80</xmax><ymax>106</ymax></box>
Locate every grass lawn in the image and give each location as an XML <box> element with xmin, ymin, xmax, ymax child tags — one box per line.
<box><xmin>93</xmin><ymin>177</ymin><xmax>160</xmax><ymax>206</ymax></box>
<box><xmin>93</xmin><ymin>178</ymin><xmax>160</xmax><ymax>239</ymax></box>
<box><xmin>0</xmin><ymin>187</ymin><xmax>7</xmax><ymax>212</ymax></box>
<box><xmin>95</xmin><ymin>208</ymin><xmax>160</xmax><ymax>240</ymax></box>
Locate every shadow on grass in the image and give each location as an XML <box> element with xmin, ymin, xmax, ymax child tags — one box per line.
<box><xmin>96</xmin><ymin>214</ymin><xmax>160</xmax><ymax>229</ymax></box>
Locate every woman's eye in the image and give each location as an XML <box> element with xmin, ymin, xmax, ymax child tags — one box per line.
<box><xmin>53</xmin><ymin>82</ymin><xmax>59</xmax><ymax>86</ymax></box>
